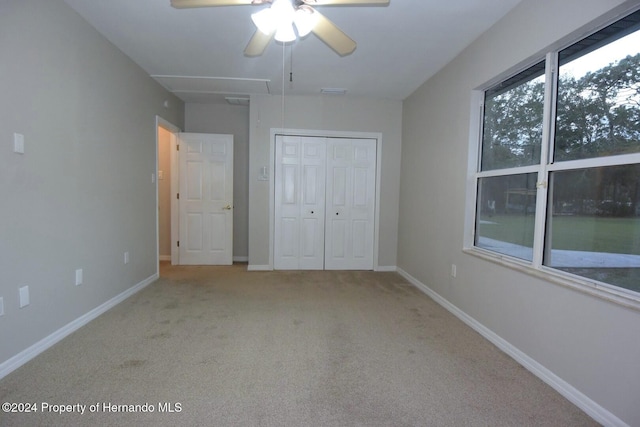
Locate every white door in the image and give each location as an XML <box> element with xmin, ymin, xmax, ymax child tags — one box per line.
<box><xmin>325</xmin><ymin>138</ymin><xmax>376</xmax><ymax>270</ymax></box>
<box><xmin>178</xmin><ymin>133</ymin><xmax>233</xmax><ymax>265</ymax></box>
<box><xmin>274</xmin><ymin>135</ymin><xmax>326</xmax><ymax>269</ymax></box>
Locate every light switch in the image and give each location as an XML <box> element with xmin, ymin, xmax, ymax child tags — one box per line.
<box><xmin>13</xmin><ymin>133</ymin><xmax>24</xmax><ymax>154</ymax></box>
<box><xmin>19</xmin><ymin>286</ymin><xmax>29</xmax><ymax>308</ymax></box>
<box><xmin>75</xmin><ymin>269</ymin><xmax>83</xmax><ymax>286</ymax></box>
<box><xmin>158</xmin><ymin>170</ymin><xmax>164</xmax><ymax>180</ymax></box>
<box><xmin>258</xmin><ymin>166</ymin><xmax>269</xmax><ymax>181</ymax></box>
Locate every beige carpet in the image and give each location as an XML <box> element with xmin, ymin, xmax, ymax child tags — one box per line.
<box><xmin>0</xmin><ymin>263</ymin><xmax>597</xmax><ymax>426</ymax></box>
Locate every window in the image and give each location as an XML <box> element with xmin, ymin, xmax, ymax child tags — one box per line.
<box><xmin>481</xmin><ymin>61</ymin><xmax>545</xmax><ymax>171</ymax></box>
<box><xmin>472</xmin><ymin>9</ymin><xmax>640</xmax><ymax>298</ymax></box>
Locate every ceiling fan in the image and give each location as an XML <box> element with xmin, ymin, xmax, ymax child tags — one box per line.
<box><xmin>170</xmin><ymin>0</ymin><xmax>389</xmax><ymax>57</ymax></box>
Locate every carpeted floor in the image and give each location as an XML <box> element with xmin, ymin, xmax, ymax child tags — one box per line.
<box><xmin>0</xmin><ymin>263</ymin><xmax>597</xmax><ymax>426</ymax></box>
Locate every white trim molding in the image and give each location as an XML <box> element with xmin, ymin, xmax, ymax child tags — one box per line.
<box><xmin>397</xmin><ymin>267</ymin><xmax>628</xmax><ymax>427</ymax></box>
<box><xmin>0</xmin><ymin>274</ymin><xmax>158</xmax><ymax>381</ymax></box>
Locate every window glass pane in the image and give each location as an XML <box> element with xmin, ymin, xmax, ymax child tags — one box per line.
<box><xmin>481</xmin><ymin>63</ymin><xmax>545</xmax><ymax>171</ymax></box>
<box><xmin>475</xmin><ymin>173</ymin><xmax>537</xmax><ymax>261</ymax></box>
<box><xmin>544</xmin><ymin>165</ymin><xmax>640</xmax><ymax>292</ymax></box>
<box><xmin>555</xmin><ymin>24</ymin><xmax>640</xmax><ymax>162</ymax></box>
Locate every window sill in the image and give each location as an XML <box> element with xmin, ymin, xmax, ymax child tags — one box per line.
<box><xmin>462</xmin><ymin>246</ymin><xmax>640</xmax><ymax>312</ymax></box>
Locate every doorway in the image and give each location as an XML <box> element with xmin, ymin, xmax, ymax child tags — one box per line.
<box><xmin>156</xmin><ymin>117</ymin><xmax>180</xmax><ymax>265</ymax></box>
<box><xmin>157</xmin><ymin>121</ymin><xmax>235</xmax><ymax>266</ymax></box>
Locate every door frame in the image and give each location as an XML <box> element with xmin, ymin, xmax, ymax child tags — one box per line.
<box><xmin>155</xmin><ymin>116</ymin><xmax>181</xmax><ymax>268</ymax></box>
<box><xmin>268</xmin><ymin>128</ymin><xmax>383</xmax><ymax>270</ymax></box>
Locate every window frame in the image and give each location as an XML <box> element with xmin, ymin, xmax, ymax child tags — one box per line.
<box><xmin>464</xmin><ymin>11</ymin><xmax>640</xmax><ymax>310</ymax></box>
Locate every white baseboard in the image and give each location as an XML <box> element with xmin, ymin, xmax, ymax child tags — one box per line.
<box><xmin>397</xmin><ymin>267</ymin><xmax>627</xmax><ymax>427</ymax></box>
<box><xmin>233</xmin><ymin>256</ymin><xmax>249</xmax><ymax>262</ymax></box>
<box><xmin>247</xmin><ymin>265</ymin><xmax>394</xmax><ymax>272</ymax></box>
<box><xmin>159</xmin><ymin>255</ymin><xmax>171</xmax><ymax>261</ymax></box>
<box><xmin>0</xmin><ymin>273</ymin><xmax>158</xmax><ymax>380</ymax></box>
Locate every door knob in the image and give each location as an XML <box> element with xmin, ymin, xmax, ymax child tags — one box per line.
<box><xmin>223</xmin><ymin>204</ymin><xmax>232</xmax><ymax>210</ymax></box>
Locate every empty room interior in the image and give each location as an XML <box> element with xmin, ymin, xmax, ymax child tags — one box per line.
<box><xmin>1</xmin><ymin>0</ymin><xmax>640</xmax><ymax>425</ymax></box>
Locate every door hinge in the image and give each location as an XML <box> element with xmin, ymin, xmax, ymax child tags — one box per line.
<box><xmin>177</xmin><ymin>241</ymin><xmax>180</xmax><ymax>247</ymax></box>
<box><xmin>176</xmin><ymin>144</ymin><xmax>179</xmax><ymax>151</ymax></box>
<box><xmin>177</xmin><ymin>193</ymin><xmax>180</xmax><ymax>200</ymax></box>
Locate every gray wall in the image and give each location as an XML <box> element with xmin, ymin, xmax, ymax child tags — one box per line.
<box><xmin>185</xmin><ymin>103</ymin><xmax>250</xmax><ymax>260</ymax></box>
<box><xmin>399</xmin><ymin>0</ymin><xmax>640</xmax><ymax>425</ymax></box>
<box><xmin>248</xmin><ymin>94</ymin><xmax>402</xmax><ymax>269</ymax></box>
<box><xmin>0</xmin><ymin>0</ymin><xmax>184</xmax><ymax>365</ymax></box>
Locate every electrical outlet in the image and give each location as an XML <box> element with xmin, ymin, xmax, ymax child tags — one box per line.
<box><xmin>75</xmin><ymin>269</ymin><xmax>83</xmax><ymax>286</ymax></box>
<box><xmin>124</xmin><ymin>251</ymin><xmax>130</xmax><ymax>264</ymax></box>
<box><xmin>19</xmin><ymin>286</ymin><xmax>29</xmax><ymax>308</ymax></box>
<box><xmin>451</xmin><ymin>264</ymin><xmax>457</xmax><ymax>278</ymax></box>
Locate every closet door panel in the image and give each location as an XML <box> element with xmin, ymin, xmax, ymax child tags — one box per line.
<box><xmin>298</xmin><ymin>138</ymin><xmax>326</xmax><ymax>269</ymax></box>
<box><xmin>275</xmin><ymin>135</ymin><xmax>325</xmax><ymax>270</ymax></box>
<box><xmin>325</xmin><ymin>138</ymin><xmax>376</xmax><ymax>270</ymax></box>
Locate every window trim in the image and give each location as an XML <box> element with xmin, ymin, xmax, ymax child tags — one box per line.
<box><xmin>464</xmin><ymin>8</ymin><xmax>640</xmax><ymax>310</ymax></box>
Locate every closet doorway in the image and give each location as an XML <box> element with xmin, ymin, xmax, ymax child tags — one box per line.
<box><xmin>273</xmin><ymin>134</ymin><xmax>378</xmax><ymax>270</ymax></box>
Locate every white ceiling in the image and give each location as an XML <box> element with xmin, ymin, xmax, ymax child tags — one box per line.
<box><xmin>63</xmin><ymin>0</ymin><xmax>522</xmax><ymax>104</ymax></box>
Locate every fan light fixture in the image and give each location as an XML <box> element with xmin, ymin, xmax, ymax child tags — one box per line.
<box><xmin>251</xmin><ymin>0</ymin><xmax>319</xmax><ymax>42</ymax></box>
<box><xmin>171</xmin><ymin>0</ymin><xmax>390</xmax><ymax>57</ymax></box>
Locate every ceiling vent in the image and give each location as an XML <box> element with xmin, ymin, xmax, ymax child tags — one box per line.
<box><xmin>225</xmin><ymin>97</ymin><xmax>250</xmax><ymax>106</ymax></box>
<box><xmin>320</xmin><ymin>88</ymin><xmax>347</xmax><ymax>95</ymax></box>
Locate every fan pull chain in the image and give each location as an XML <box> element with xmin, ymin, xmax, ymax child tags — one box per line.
<box><xmin>290</xmin><ymin>44</ymin><xmax>294</xmax><ymax>82</ymax></box>
<box><xmin>281</xmin><ymin>41</ymin><xmax>286</xmax><ymax>130</ymax></box>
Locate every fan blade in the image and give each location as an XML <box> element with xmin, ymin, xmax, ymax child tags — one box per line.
<box><xmin>311</xmin><ymin>10</ymin><xmax>356</xmax><ymax>56</ymax></box>
<box><xmin>244</xmin><ymin>30</ymin><xmax>275</xmax><ymax>56</ymax></box>
<box><xmin>302</xmin><ymin>0</ymin><xmax>388</xmax><ymax>5</ymax></box>
<box><xmin>171</xmin><ymin>0</ymin><xmax>264</xmax><ymax>8</ymax></box>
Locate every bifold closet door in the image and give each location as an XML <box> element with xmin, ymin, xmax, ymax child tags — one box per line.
<box><xmin>274</xmin><ymin>135</ymin><xmax>376</xmax><ymax>270</ymax></box>
<box><xmin>274</xmin><ymin>135</ymin><xmax>326</xmax><ymax>270</ymax></box>
<box><xmin>325</xmin><ymin>138</ymin><xmax>376</xmax><ymax>270</ymax></box>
